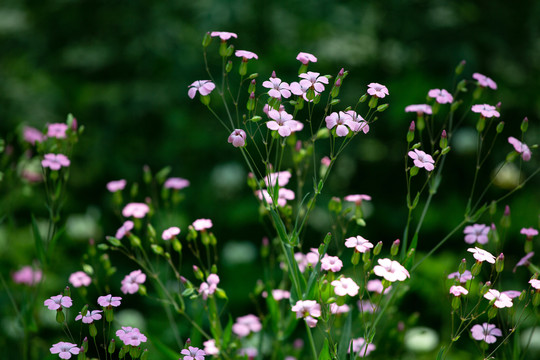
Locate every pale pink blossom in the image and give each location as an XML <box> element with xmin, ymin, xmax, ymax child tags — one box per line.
<box><xmin>256</xmin><ymin>188</ymin><xmax>295</xmax><ymax>207</ymax></box>
<box><xmin>405</xmin><ymin>104</ymin><xmax>432</xmax><ymax>115</ymax></box>
<box><xmin>366</xmin><ymin>279</ymin><xmax>391</xmax><ymax>294</ymax></box>
<box><xmin>270</xmin><ymin>289</ymin><xmax>290</xmax><ymax>300</ymax></box>
<box><xmin>325</xmin><ymin>111</ymin><xmax>359</xmax><ymax>137</ymax></box>
<box><xmin>344</xmin><ymin>194</ymin><xmax>371</xmax><ymax>206</ymax></box>
<box><xmin>42</xmin><ymin>153</ymin><xmax>70</xmax><ymax>170</ymax></box>
<box><xmin>228</xmin><ymin>129</ymin><xmax>247</xmax><ymax>147</ymax></box>
<box><xmin>23</xmin><ymin>126</ymin><xmax>46</xmax><ymax>145</ymax></box>
<box><xmin>513</xmin><ymin>252</ymin><xmax>534</xmax><ymax>272</ymax></box>
<box><xmin>291</xmin><ymin>300</ymin><xmax>321</xmax><ymax>328</ymax></box>
<box><xmin>367</xmin><ymin>83</ymin><xmax>389</xmax><ymax>98</ymax></box>
<box><xmin>262</xmin><ymin>77</ymin><xmax>291</xmax><ymax>99</ymax></box>
<box><xmin>122</xmin><ymin>203</ymin><xmax>149</xmax><ymax>218</ymax></box>
<box><xmin>115</xmin><ymin>220</ymin><xmax>134</xmax><ymax>239</ymax></box>
<box><xmin>449</xmin><ymin>285</ymin><xmax>468</xmax><ymax>296</ymax></box>
<box><xmin>162</xmin><ymin>226</ymin><xmax>180</xmax><ymax>240</ymax></box>
<box><xmin>97</xmin><ymin>294</ymin><xmax>122</xmax><ymax>307</ymax></box>
<box><xmin>408</xmin><ymin>149</ymin><xmax>435</xmax><ymax>171</ymax></box>
<box><xmin>235</xmin><ymin>50</ymin><xmax>258</xmax><ymax>60</ymax></box>
<box><xmin>117</xmin><ymin>327</ymin><xmax>147</xmax><ymax>346</ymax></box>
<box><xmin>232</xmin><ymin>314</ymin><xmax>262</xmax><ymax>337</ymax></box>
<box><xmin>210</xmin><ymin>31</ymin><xmax>237</xmax><ymax>41</ymax></box>
<box><xmin>529</xmin><ymin>278</ymin><xmax>540</xmax><ymax>290</ymax></box>
<box><xmin>464</xmin><ymin>224</ymin><xmax>490</xmax><ymax>245</ymax></box>
<box><xmin>164</xmin><ymin>177</ymin><xmax>190</xmax><ymax>189</ymax></box>
<box><xmin>331</xmin><ymin>277</ymin><xmax>360</xmax><ymax>297</ymax></box>
<box><xmin>428</xmin><ymin>89</ymin><xmax>453</xmax><ymax>104</ymax></box>
<box><xmin>344</xmin><ymin>110</ymin><xmax>369</xmax><ymax>134</ymax></box>
<box><xmin>508</xmin><ymin>137</ymin><xmax>531</xmax><ymax>161</ymax></box>
<box><xmin>50</xmin><ymin>342</ymin><xmax>80</xmax><ymax>359</ymax></box>
<box><xmin>329</xmin><ymin>303</ymin><xmax>350</xmax><ymax>314</ymax></box>
<box><xmin>121</xmin><ymin>270</ymin><xmax>146</xmax><ymax>294</ymax></box>
<box><xmin>266</xmin><ymin>109</ymin><xmax>297</xmax><ymax>137</ymax></box>
<box><xmin>373</xmin><ymin>258</ymin><xmax>410</xmax><ymax>282</ymax></box>
<box><xmin>47</xmin><ymin>123</ymin><xmax>69</xmax><ymax>139</ymax></box>
<box><xmin>203</xmin><ymin>339</ymin><xmax>219</xmax><ymax>356</ymax></box>
<box><xmin>344</xmin><ymin>235</ymin><xmax>373</xmax><ymax>253</ymax></box>
<box><xmin>199</xmin><ymin>274</ymin><xmax>220</xmax><ymax>300</ymax></box>
<box><xmin>192</xmin><ymin>218</ymin><xmax>213</xmax><ymax>231</ymax></box>
<box><xmin>44</xmin><ymin>294</ymin><xmax>73</xmax><ymax>310</ymax></box>
<box><xmin>349</xmin><ymin>338</ymin><xmax>376</xmax><ymax>357</ymax></box>
<box><xmin>75</xmin><ymin>310</ymin><xmax>102</xmax><ymax>324</ymax></box>
<box><xmin>321</xmin><ymin>156</ymin><xmax>331</xmax><ymax>167</ymax></box>
<box><xmin>12</xmin><ymin>266</ymin><xmax>42</xmax><ymax>285</ymax></box>
<box><xmin>320</xmin><ymin>255</ymin><xmax>343</xmax><ymax>272</ymax></box>
<box><xmin>264</xmin><ymin>171</ymin><xmax>291</xmax><ymax>187</ymax></box>
<box><xmin>520</xmin><ymin>227</ymin><xmax>538</xmax><ymax>238</ymax></box>
<box><xmin>297</xmin><ymin>71</ymin><xmax>329</xmax><ymax>94</ymax></box>
<box><xmin>181</xmin><ymin>346</ymin><xmax>206</xmax><ymax>360</ymax></box>
<box><xmin>357</xmin><ymin>300</ymin><xmax>377</xmax><ymax>313</ymax></box>
<box><xmin>467</xmin><ymin>247</ymin><xmax>496</xmax><ymax>263</ymax></box>
<box><xmin>471</xmin><ymin>104</ymin><xmax>500</xmax><ymax>118</ymax></box>
<box><xmin>502</xmin><ymin>290</ymin><xmax>521</xmax><ymax>299</ymax></box>
<box><xmin>484</xmin><ymin>289</ymin><xmax>513</xmax><ymax>308</ymax></box>
<box><xmin>296</xmin><ymin>52</ymin><xmax>317</xmax><ymax>65</ymax></box>
<box><xmin>473</xmin><ymin>73</ymin><xmax>497</xmax><ymax>90</ymax></box>
<box><xmin>69</xmin><ymin>271</ymin><xmax>91</xmax><ymax>288</ymax></box>
<box><xmin>188</xmin><ymin>80</ymin><xmax>216</xmax><ymax>99</ymax></box>
<box><xmin>471</xmin><ymin>323</ymin><xmax>502</xmax><ymax>343</ymax></box>
<box><xmin>305</xmin><ymin>248</ymin><xmax>319</xmax><ymax>266</ymax></box>
<box><xmin>106</xmin><ymin>179</ymin><xmax>126</xmax><ymax>192</ymax></box>
<box><xmin>447</xmin><ymin>270</ymin><xmax>473</xmax><ymax>283</ymax></box>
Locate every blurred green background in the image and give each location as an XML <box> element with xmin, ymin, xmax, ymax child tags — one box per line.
<box><xmin>1</xmin><ymin>0</ymin><xmax>539</xmax><ymax>359</ymax></box>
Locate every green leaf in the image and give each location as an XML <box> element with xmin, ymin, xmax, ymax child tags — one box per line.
<box><xmin>31</xmin><ymin>214</ymin><xmax>46</xmax><ymax>266</ymax></box>
<box><xmin>319</xmin><ymin>338</ymin><xmax>332</xmax><ymax>360</ymax></box>
<box><xmin>436</xmin><ymin>346</ymin><xmax>445</xmax><ymax>360</ymax></box>
<box><xmin>222</xmin><ymin>316</ymin><xmax>233</xmax><ymax>349</ymax></box>
<box><xmin>337</xmin><ymin>311</ymin><xmax>352</xmax><ymax>360</ymax></box>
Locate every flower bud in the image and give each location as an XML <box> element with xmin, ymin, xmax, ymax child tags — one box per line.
<box><xmin>377</xmin><ymin>104</ymin><xmax>389</xmax><ymax>112</ymax></box>
<box><xmin>521</xmin><ymin>117</ymin><xmax>529</xmax><ymax>133</ymax></box>
<box><xmin>64</xmin><ymin>286</ymin><xmax>71</xmax><ymax>297</ymax></box>
<box><xmin>409</xmin><ymin>166</ymin><xmax>419</xmax><ymax>177</ymax></box>
<box><xmin>246</xmin><ymin>92</ymin><xmax>255</xmax><ymax>111</ymax></box>
<box><xmin>328</xmin><ymin>197</ymin><xmax>342</xmax><ymax>213</ymax></box>
<box><xmin>77</xmin><ymin>348</ymin><xmax>85</xmax><ymax>360</ymax></box>
<box><xmin>441</xmin><ymin>146</ymin><xmax>451</xmax><ymax>155</ymax></box>
<box><xmin>338</xmin><ymin>68</ymin><xmax>345</xmax><ymax>77</ymax></box>
<box><xmin>487</xmin><ymin>306</ymin><xmax>498</xmax><ymax>319</ymax></box>
<box><xmin>141</xmin><ymin>349</ymin><xmax>148</xmax><ymax>360</ymax></box>
<box><xmin>89</xmin><ymin>323</ymin><xmax>98</xmax><ymax>338</ymax></box>
<box><xmin>83</xmin><ymin>338</ymin><xmax>88</xmax><ymax>353</ymax></box>
<box><xmin>390</xmin><ymin>239</ymin><xmax>400</xmax><ymax>257</ymax></box>
<box><xmin>407</xmin><ymin>121</ymin><xmax>415</xmax><ymax>143</ymax></box>
<box><xmin>225</xmin><ymin>60</ymin><xmax>233</xmax><ymax>73</ymax></box>
<box><xmin>80</xmin><ymin>304</ymin><xmax>88</xmax><ymax>317</ymax></box>
<box><xmin>351</xmin><ymin>251</ymin><xmax>361</xmax><ymax>265</ymax></box>
<box><xmin>455</xmin><ymin>60</ymin><xmax>466</xmax><ymax>75</ymax></box>
<box><xmin>105</xmin><ymin>308</ymin><xmax>114</xmax><ymax>322</ymax></box>
<box><xmin>172</xmin><ymin>238</ymin><xmax>182</xmax><ymax>253</ymax></box>
<box><xmin>359</xmin><ymin>94</ymin><xmax>368</xmax><ymax>103</ymax></box>
<box><xmin>500</xmin><ymin>205</ymin><xmax>511</xmax><ymax>229</ymax></box>
<box><xmin>363</xmin><ymin>258</ymin><xmax>372</xmax><ymax>272</ymax></box>
<box><xmin>495</xmin><ymin>253</ymin><xmax>504</xmax><ymax>273</ymax></box>
<box><xmin>451</xmin><ymin>296</ymin><xmax>461</xmax><ymax>310</ymax></box>
<box><xmin>56</xmin><ymin>309</ymin><xmax>65</xmax><ymax>324</ymax></box>
<box><xmin>368</xmin><ymin>96</ymin><xmax>378</xmax><ymax>109</ymax></box>
<box><xmin>193</xmin><ymin>265</ymin><xmax>204</xmax><ymax>281</ymax></box>
<box><xmin>439</xmin><ymin>130</ymin><xmax>448</xmax><ymax>149</ymax></box>
<box><xmin>476</xmin><ymin>116</ymin><xmax>486</xmax><ymax>133</ymax></box>
<box><xmin>362</xmin><ymin>250</ymin><xmax>371</xmax><ymax>263</ymax></box>
<box><xmin>458</xmin><ymin>258</ymin><xmax>467</xmax><ymax>274</ymax></box>
<box><xmin>373</xmin><ymin>241</ymin><xmax>383</xmax><ymax>256</ymax></box>
<box><xmin>496</xmin><ymin>121</ymin><xmax>505</xmax><ymax>133</ymax></box>
<box><xmin>226</xmin><ymin>45</ymin><xmax>234</xmax><ymax>57</ymax></box>
<box><xmin>480</xmin><ymin>281</ymin><xmax>491</xmax><ymax>296</ymax></box>
<box><xmin>202</xmin><ymin>32</ymin><xmax>212</xmax><ymax>47</ymax></box>
<box><xmin>471</xmin><ymin>261</ymin><xmax>482</xmax><ymax>276</ymax></box>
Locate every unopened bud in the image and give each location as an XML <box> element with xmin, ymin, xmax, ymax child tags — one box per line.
<box><xmin>455</xmin><ymin>60</ymin><xmax>466</xmax><ymax>75</ymax></box>
<box><xmin>193</xmin><ymin>266</ymin><xmax>204</xmax><ymax>280</ymax></box>
<box><xmin>487</xmin><ymin>305</ymin><xmax>498</xmax><ymax>319</ymax></box>
<box><xmin>56</xmin><ymin>309</ymin><xmax>65</xmax><ymax>324</ymax></box>
<box><xmin>451</xmin><ymin>296</ymin><xmax>461</xmax><ymax>310</ymax></box>
<box><xmin>373</xmin><ymin>241</ymin><xmax>383</xmax><ymax>256</ymax></box>
<box><xmin>496</xmin><ymin>253</ymin><xmax>504</xmax><ymax>273</ymax></box>
<box><xmin>476</xmin><ymin>116</ymin><xmax>486</xmax><ymax>133</ymax></box>
<box><xmin>202</xmin><ymin>32</ymin><xmax>212</xmax><ymax>47</ymax></box>
<box><xmin>89</xmin><ymin>323</ymin><xmax>97</xmax><ymax>338</ymax></box>
<box><xmin>225</xmin><ymin>60</ymin><xmax>233</xmax><ymax>73</ymax></box>
<box><xmin>439</xmin><ymin>130</ymin><xmax>448</xmax><ymax>149</ymax></box>
<box><xmin>351</xmin><ymin>251</ymin><xmax>361</xmax><ymax>265</ymax></box>
<box><xmin>359</xmin><ymin>94</ymin><xmax>368</xmax><ymax>103</ymax></box>
<box><xmin>377</xmin><ymin>103</ymin><xmax>389</xmax><ymax>112</ymax></box>
<box><xmin>458</xmin><ymin>258</ymin><xmax>467</xmax><ymax>274</ymax></box>
<box><xmin>362</xmin><ymin>250</ymin><xmax>371</xmax><ymax>263</ymax></box>
<box><xmin>407</xmin><ymin>121</ymin><xmax>415</xmax><ymax>143</ymax></box>
<box><xmin>64</xmin><ymin>286</ymin><xmax>71</xmax><ymax>297</ymax></box>
<box><xmin>338</xmin><ymin>68</ymin><xmax>345</xmax><ymax>77</ymax></box>
<box><xmin>328</xmin><ymin>197</ymin><xmax>342</xmax><ymax>213</ymax></box>
<box><xmin>271</xmin><ymin>71</ymin><xmax>276</xmax><ymax>78</ymax></box>
<box><xmin>391</xmin><ymin>239</ymin><xmax>400</xmax><ymax>257</ymax></box>
<box><xmin>496</xmin><ymin>121</ymin><xmax>505</xmax><ymax>133</ymax></box>
<box><xmin>368</xmin><ymin>96</ymin><xmax>378</xmax><ymax>109</ymax></box>
<box><xmin>141</xmin><ymin>349</ymin><xmax>149</xmax><ymax>360</ymax></box>
<box><xmin>471</xmin><ymin>261</ymin><xmax>482</xmax><ymax>276</ymax></box>
<box><xmin>248</xmin><ymin>79</ymin><xmax>256</xmax><ymax>93</ymax></box>
<box><xmin>521</xmin><ymin>117</ymin><xmax>529</xmax><ymax>133</ymax></box>
<box><xmin>363</xmin><ymin>258</ymin><xmax>372</xmax><ymax>272</ymax></box>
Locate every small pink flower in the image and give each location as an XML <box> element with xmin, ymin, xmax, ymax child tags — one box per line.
<box><xmin>349</xmin><ymin>338</ymin><xmax>376</xmax><ymax>357</ymax></box>
<box><xmin>106</xmin><ymin>179</ymin><xmax>126</xmax><ymax>192</ymax></box>
<box><xmin>23</xmin><ymin>126</ymin><xmax>46</xmax><ymax>145</ymax></box>
<box><xmin>463</xmin><ymin>224</ymin><xmax>490</xmax><ymax>245</ymax></box>
<box><xmin>162</xmin><ymin>226</ymin><xmax>180</xmax><ymax>240</ymax></box>
<box><xmin>405</xmin><ymin>104</ymin><xmax>432</xmax><ymax>115</ymax></box>
<box><xmin>42</xmin><ymin>153</ymin><xmax>70</xmax><ymax>170</ymax></box>
<box><xmin>262</xmin><ymin>76</ymin><xmax>291</xmax><ymax>99</ymax></box>
<box><xmin>298</xmin><ymin>71</ymin><xmax>329</xmax><ymax>94</ymax></box>
<box><xmin>296</xmin><ymin>52</ymin><xmax>317</xmax><ymax>65</ymax></box>
<box><xmin>192</xmin><ymin>218</ymin><xmax>213</xmax><ymax>231</ymax></box>
<box><xmin>232</xmin><ymin>314</ymin><xmax>262</xmax><ymax>337</ymax></box>
<box><xmin>467</xmin><ymin>247</ymin><xmax>496</xmax><ymax>264</ymax></box>
<box><xmin>508</xmin><ymin>137</ymin><xmax>531</xmax><ymax>161</ymax></box>
<box><xmin>449</xmin><ymin>285</ymin><xmax>468</xmax><ymax>296</ymax></box>
<box><xmin>210</xmin><ymin>31</ymin><xmax>237</xmax><ymax>41</ymax></box>
<box><xmin>181</xmin><ymin>346</ymin><xmax>206</xmax><ymax>360</ymax></box>
<box><xmin>118</xmin><ymin>327</ymin><xmax>147</xmax><ymax>346</ymax></box>
<box><xmin>484</xmin><ymin>289</ymin><xmax>513</xmax><ymax>308</ymax></box>
<box><xmin>520</xmin><ymin>227</ymin><xmax>538</xmax><ymax>238</ymax></box>
<box><xmin>69</xmin><ymin>271</ymin><xmax>91</xmax><ymax>288</ymax></box>
<box><xmin>331</xmin><ymin>277</ymin><xmax>360</xmax><ymax>297</ymax></box>
<box><xmin>367</xmin><ymin>83</ymin><xmax>389</xmax><ymax>98</ymax></box>
<box><xmin>122</xmin><ymin>203</ymin><xmax>149</xmax><ymax>218</ymax></box>
<box><xmin>291</xmin><ymin>300</ymin><xmax>321</xmax><ymax>328</ymax></box>
<box><xmin>502</xmin><ymin>290</ymin><xmax>521</xmax><ymax>299</ymax></box>
<box><xmin>188</xmin><ymin>80</ymin><xmax>216</xmax><ymax>99</ymax></box>
<box><xmin>75</xmin><ymin>310</ymin><xmax>103</xmax><ymax>324</ymax></box>
<box><xmin>366</xmin><ymin>279</ymin><xmax>391</xmax><ymax>294</ymax></box>
<box><xmin>235</xmin><ymin>50</ymin><xmax>258</xmax><ymax>60</ymax></box>
<box><xmin>50</xmin><ymin>341</ymin><xmax>80</xmax><ymax>359</ymax></box>
<box><xmin>44</xmin><ymin>294</ymin><xmax>73</xmax><ymax>310</ymax></box>
<box><xmin>264</xmin><ymin>171</ymin><xmax>291</xmax><ymax>187</ymax></box>
<box><xmin>471</xmin><ymin>323</ymin><xmax>502</xmax><ymax>344</ymax></box>
<box><xmin>47</xmin><ymin>123</ymin><xmax>69</xmax><ymax>139</ymax></box>
<box><xmin>344</xmin><ymin>194</ymin><xmax>372</xmax><ymax>206</ymax></box>
<box><xmin>529</xmin><ymin>278</ymin><xmax>540</xmax><ymax>290</ymax></box>
<box><xmin>266</xmin><ymin>109</ymin><xmax>297</xmax><ymax>137</ymax></box>
<box><xmin>408</xmin><ymin>149</ymin><xmax>435</xmax><ymax>171</ymax></box>
<box><xmin>513</xmin><ymin>252</ymin><xmax>534</xmax><ymax>272</ymax></box>
<box><xmin>164</xmin><ymin>177</ymin><xmax>190</xmax><ymax>189</ymax></box>
<box><xmin>115</xmin><ymin>220</ymin><xmax>134</xmax><ymax>239</ymax></box>
<box><xmin>199</xmin><ymin>274</ymin><xmax>220</xmax><ymax>300</ymax></box>
<box><xmin>257</xmin><ymin>188</ymin><xmax>295</xmax><ymax>207</ymax></box>
<box><xmin>321</xmin><ymin>156</ymin><xmax>331</xmax><ymax>167</ymax></box>
<box><xmin>228</xmin><ymin>129</ymin><xmax>247</xmax><ymax>147</ymax></box>
<box><xmin>12</xmin><ymin>266</ymin><xmax>42</xmax><ymax>286</ymax></box>
<box><xmin>344</xmin><ymin>110</ymin><xmax>369</xmax><ymax>134</ymax></box>
<box><xmin>345</xmin><ymin>235</ymin><xmax>373</xmax><ymax>253</ymax></box>
<box><xmin>471</xmin><ymin>104</ymin><xmax>500</xmax><ymax>118</ymax></box>
<box><xmin>473</xmin><ymin>73</ymin><xmax>497</xmax><ymax>90</ymax></box>
<box><xmin>373</xmin><ymin>258</ymin><xmax>410</xmax><ymax>282</ymax></box>
<box><xmin>203</xmin><ymin>339</ymin><xmax>219</xmax><ymax>356</ymax></box>
<box><xmin>270</xmin><ymin>289</ymin><xmax>291</xmax><ymax>300</ymax></box>
<box><xmin>447</xmin><ymin>270</ymin><xmax>473</xmax><ymax>283</ymax></box>
<box><xmin>357</xmin><ymin>300</ymin><xmax>377</xmax><ymax>313</ymax></box>
<box><xmin>329</xmin><ymin>303</ymin><xmax>350</xmax><ymax>314</ymax></box>
<box><xmin>428</xmin><ymin>89</ymin><xmax>453</xmax><ymax>104</ymax></box>
<box><xmin>97</xmin><ymin>294</ymin><xmax>122</xmax><ymax>307</ymax></box>
<box><xmin>320</xmin><ymin>255</ymin><xmax>343</xmax><ymax>272</ymax></box>
<box><xmin>121</xmin><ymin>270</ymin><xmax>146</xmax><ymax>294</ymax></box>
<box><xmin>325</xmin><ymin>111</ymin><xmax>359</xmax><ymax>137</ymax></box>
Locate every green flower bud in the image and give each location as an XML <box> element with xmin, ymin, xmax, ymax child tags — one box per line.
<box><xmin>439</xmin><ymin>130</ymin><xmax>447</xmax><ymax>149</ymax></box>
<box><xmin>476</xmin><ymin>116</ymin><xmax>486</xmax><ymax>133</ymax></box>
<box><xmin>248</xmin><ymin>73</ymin><xmax>259</xmax><ymax>80</ymax></box>
<box><xmin>202</xmin><ymin>32</ymin><xmax>212</xmax><ymax>47</ymax></box>
<box><xmin>373</xmin><ymin>241</ymin><xmax>383</xmax><ymax>256</ymax></box>
<box><xmin>363</xmin><ymin>258</ymin><xmax>372</xmax><ymax>272</ymax></box>
<box><xmin>368</xmin><ymin>96</ymin><xmax>378</xmax><ymax>109</ymax></box>
<box><xmin>451</xmin><ymin>296</ymin><xmax>461</xmax><ymax>310</ymax></box>
<box><xmin>225</xmin><ymin>60</ymin><xmax>233</xmax><ymax>73</ymax></box>
<box><xmin>151</xmin><ymin>244</ymin><xmax>164</xmax><ymax>255</ymax></box>
<box><xmin>351</xmin><ymin>251</ymin><xmax>361</xmax><ymax>265</ymax></box>
<box><xmin>377</xmin><ymin>104</ymin><xmax>389</xmax><ymax>112</ymax></box>
<box><xmin>359</xmin><ymin>94</ymin><xmax>368</xmax><ymax>103</ymax></box>
<box><xmin>495</xmin><ymin>253</ymin><xmax>504</xmax><ymax>273</ymax></box>
<box><xmin>140</xmin><ymin>349</ymin><xmax>148</xmax><ymax>360</ymax></box>
<box><xmin>328</xmin><ymin>197</ymin><xmax>342</xmax><ymax>213</ymax></box>
<box><xmin>521</xmin><ymin>117</ymin><xmax>529</xmax><ymax>133</ymax></box>
<box><xmin>391</xmin><ymin>239</ymin><xmax>400</xmax><ymax>257</ymax></box>
<box><xmin>89</xmin><ymin>323</ymin><xmax>98</xmax><ymax>338</ymax></box>
<box><xmin>56</xmin><ymin>309</ymin><xmax>65</xmax><ymax>324</ymax></box>
<box><xmin>471</xmin><ymin>261</ymin><xmax>482</xmax><ymax>276</ymax></box>
<box><xmin>80</xmin><ymin>304</ymin><xmax>88</xmax><ymax>317</ymax></box>
<box><xmin>496</xmin><ymin>121</ymin><xmax>505</xmax><ymax>133</ymax></box>
<box><xmin>455</xmin><ymin>60</ymin><xmax>466</xmax><ymax>75</ymax></box>
<box><xmin>172</xmin><ymin>238</ymin><xmax>182</xmax><ymax>253</ymax></box>
<box><xmin>200</xmin><ymin>95</ymin><xmax>211</xmax><ymax>106</ymax></box>
<box><xmin>108</xmin><ymin>339</ymin><xmax>116</xmax><ymax>354</ymax></box>
<box><xmin>458</xmin><ymin>258</ymin><xmax>467</xmax><ymax>274</ymax></box>
<box><xmin>487</xmin><ymin>306</ymin><xmax>498</xmax><ymax>320</ymax></box>
<box><xmin>410</xmin><ymin>166</ymin><xmax>419</xmax><ymax>177</ymax></box>
<box><xmin>225</xmin><ymin>45</ymin><xmax>234</xmax><ymax>57</ymax></box>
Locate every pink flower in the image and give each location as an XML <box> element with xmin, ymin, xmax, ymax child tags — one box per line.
<box><xmin>23</xmin><ymin>126</ymin><xmax>46</xmax><ymax>145</ymax></box>
<box><xmin>367</xmin><ymin>83</ymin><xmax>389</xmax><ymax>98</ymax></box>
<box><xmin>345</xmin><ymin>235</ymin><xmax>373</xmax><ymax>253</ymax></box>
<box><xmin>298</xmin><ymin>71</ymin><xmax>329</xmax><ymax>94</ymax></box>
<box><xmin>210</xmin><ymin>31</ymin><xmax>237</xmax><ymax>40</ymax></box>
<box><xmin>47</xmin><ymin>123</ymin><xmax>69</xmax><ymax>139</ymax></box>
<box><xmin>271</xmin><ymin>289</ymin><xmax>291</xmax><ymax>300</ymax></box>
<box><xmin>447</xmin><ymin>270</ymin><xmax>473</xmax><ymax>283</ymax></box>
<box><xmin>121</xmin><ymin>270</ymin><xmax>146</xmax><ymax>294</ymax></box>
<box><xmin>266</xmin><ymin>109</ymin><xmax>298</xmax><ymax>137</ymax></box>
<box><xmin>164</xmin><ymin>177</ymin><xmax>190</xmax><ymax>189</ymax></box>
<box><xmin>344</xmin><ymin>194</ymin><xmax>372</xmax><ymax>206</ymax></box>
<box><xmin>44</xmin><ymin>294</ymin><xmax>73</xmax><ymax>310</ymax></box>
<box><xmin>320</xmin><ymin>255</ymin><xmax>343</xmax><ymax>272</ymax></box>
<box><xmin>471</xmin><ymin>323</ymin><xmax>502</xmax><ymax>343</ymax></box>
<box><xmin>257</xmin><ymin>188</ymin><xmax>295</xmax><ymax>207</ymax></box>
<box><xmin>349</xmin><ymin>338</ymin><xmax>376</xmax><ymax>357</ymax></box>
<box><xmin>232</xmin><ymin>314</ymin><xmax>262</xmax><ymax>337</ymax></box>
<box><xmin>366</xmin><ymin>279</ymin><xmax>391</xmax><ymax>294</ymax></box>
<box><xmin>502</xmin><ymin>290</ymin><xmax>521</xmax><ymax>299</ymax></box>
<box><xmin>513</xmin><ymin>252</ymin><xmax>534</xmax><ymax>272</ymax></box>
<box><xmin>471</xmin><ymin>104</ymin><xmax>500</xmax><ymax>118</ymax></box>
<box><xmin>188</xmin><ymin>80</ymin><xmax>216</xmax><ymax>99</ymax></box>
<box><xmin>50</xmin><ymin>342</ymin><xmax>80</xmax><ymax>359</ymax></box>
<box><xmin>467</xmin><ymin>247</ymin><xmax>496</xmax><ymax>264</ymax></box>
<box><xmin>373</xmin><ymin>258</ymin><xmax>410</xmax><ymax>282</ymax></box>
<box><xmin>325</xmin><ymin>111</ymin><xmax>359</xmax><ymax>137</ymax></box>
<box><xmin>296</xmin><ymin>52</ymin><xmax>317</xmax><ymax>65</ymax></box>
<box><xmin>235</xmin><ymin>50</ymin><xmax>258</xmax><ymax>60</ymax></box>
<box><xmin>291</xmin><ymin>300</ymin><xmax>321</xmax><ymax>328</ymax></box>
<box><xmin>330</xmin><ymin>303</ymin><xmax>350</xmax><ymax>314</ymax></box>
<box><xmin>305</xmin><ymin>248</ymin><xmax>319</xmax><ymax>266</ymax></box>
<box><xmin>449</xmin><ymin>285</ymin><xmax>468</xmax><ymax>296</ymax></box>
<box><xmin>428</xmin><ymin>89</ymin><xmax>453</xmax><ymax>104</ymax></box>
<box><xmin>357</xmin><ymin>300</ymin><xmax>377</xmax><ymax>313</ymax></box>
<box><xmin>321</xmin><ymin>156</ymin><xmax>331</xmax><ymax>167</ymax></box>
<box><xmin>117</xmin><ymin>327</ymin><xmax>147</xmax><ymax>346</ymax></box>
<box><xmin>508</xmin><ymin>137</ymin><xmax>531</xmax><ymax>161</ymax></box>
<box><xmin>75</xmin><ymin>310</ymin><xmax>102</xmax><ymax>324</ymax></box>
<box><xmin>181</xmin><ymin>346</ymin><xmax>206</xmax><ymax>360</ymax></box>
<box><xmin>162</xmin><ymin>226</ymin><xmax>180</xmax><ymax>240</ymax></box>
<box><xmin>199</xmin><ymin>274</ymin><xmax>220</xmax><ymax>300</ymax></box>
<box><xmin>463</xmin><ymin>224</ymin><xmax>490</xmax><ymax>245</ymax></box>
<box><xmin>529</xmin><ymin>278</ymin><xmax>540</xmax><ymax>290</ymax></box>
<box><xmin>192</xmin><ymin>218</ymin><xmax>213</xmax><ymax>231</ymax></box>
<box><xmin>12</xmin><ymin>266</ymin><xmax>42</xmax><ymax>285</ymax></box>
<box><xmin>115</xmin><ymin>220</ymin><xmax>134</xmax><ymax>239</ymax></box>
<box><xmin>97</xmin><ymin>294</ymin><xmax>122</xmax><ymax>307</ymax></box>
<box><xmin>106</xmin><ymin>179</ymin><xmax>126</xmax><ymax>192</ymax></box>
<box><xmin>520</xmin><ymin>227</ymin><xmax>538</xmax><ymax>238</ymax></box>
<box><xmin>262</xmin><ymin>76</ymin><xmax>291</xmax><ymax>99</ymax></box>
<box><xmin>344</xmin><ymin>110</ymin><xmax>369</xmax><ymax>134</ymax></box>
<box><xmin>405</xmin><ymin>104</ymin><xmax>432</xmax><ymax>115</ymax></box>
<box><xmin>42</xmin><ymin>153</ymin><xmax>70</xmax><ymax>170</ymax></box>
<box><xmin>228</xmin><ymin>129</ymin><xmax>247</xmax><ymax>147</ymax></box>
<box><xmin>69</xmin><ymin>271</ymin><xmax>91</xmax><ymax>288</ymax></box>
<box><xmin>331</xmin><ymin>277</ymin><xmax>360</xmax><ymax>296</ymax></box>
<box><xmin>473</xmin><ymin>73</ymin><xmax>497</xmax><ymax>90</ymax></box>
<box><xmin>122</xmin><ymin>203</ymin><xmax>149</xmax><ymax>218</ymax></box>
<box><xmin>408</xmin><ymin>149</ymin><xmax>435</xmax><ymax>171</ymax></box>
<box><xmin>484</xmin><ymin>289</ymin><xmax>513</xmax><ymax>308</ymax></box>
<box><xmin>203</xmin><ymin>339</ymin><xmax>219</xmax><ymax>356</ymax></box>
<box><xmin>264</xmin><ymin>171</ymin><xmax>291</xmax><ymax>187</ymax></box>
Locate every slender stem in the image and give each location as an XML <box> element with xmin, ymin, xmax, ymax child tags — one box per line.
<box><xmin>305</xmin><ymin>322</ymin><xmax>318</xmax><ymax>359</ymax></box>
